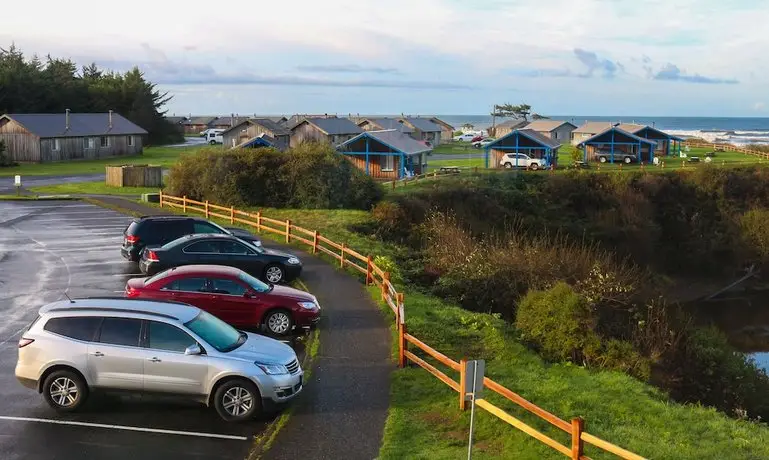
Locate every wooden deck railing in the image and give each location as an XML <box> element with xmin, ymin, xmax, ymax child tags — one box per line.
<box><xmin>159</xmin><ymin>191</ymin><xmax>646</xmax><ymax>459</ymax></box>
<box><xmin>683</xmin><ymin>140</ymin><xmax>769</xmax><ymax>160</ymax></box>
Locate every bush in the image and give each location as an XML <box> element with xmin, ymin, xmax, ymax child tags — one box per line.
<box><xmin>515</xmin><ymin>283</ymin><xmax>651</xmax><ymax>379</ymax></box>
<box><xmin>662</xmin><ymin>327</ymin><xmax>769</xmax><ymax>421</ymax></box>
<box><xmin>0</xmin><ymin>139</ymin><xmax>18</xmax><ymax>167</ymax></box>
<box><xmin>166</xmin><ymin>143</ymin><xmax>383</xmax><ymax>209</ymax></box>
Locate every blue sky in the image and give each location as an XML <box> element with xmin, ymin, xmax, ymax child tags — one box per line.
<box><xmin>2</xmin><ymin>0</ymin><xmax>768</xmax><ymax>117</ymax></box>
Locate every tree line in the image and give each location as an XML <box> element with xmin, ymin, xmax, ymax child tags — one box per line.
<box><xmin>0</xmin><ymin>45</ymin><xmax>182</xmax><ymax>144</ymax></box>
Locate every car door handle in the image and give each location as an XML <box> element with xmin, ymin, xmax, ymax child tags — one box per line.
<box><xmin>148</xmin><ymin>357</ymin><xmax>162</xmax><ymax>363</ymax></box>
<box><xmin>91</xmin><ymin>351</ymin><xmax>104</xmax><ymax>357</ymax></box>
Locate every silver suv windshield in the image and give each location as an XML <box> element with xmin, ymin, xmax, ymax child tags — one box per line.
<box><xmin>185</xmin><ymin>310</ymin><xmax>246</xmax><ymax>352</ymax></box>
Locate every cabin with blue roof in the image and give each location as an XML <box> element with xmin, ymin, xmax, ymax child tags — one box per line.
<box><xmin>484</xmin><ymin>129</ymin><xmax>561</xmax><ymax>169</ymax></box>
<box><xmin>576</xmin><ymin>126</ymin><xmax>658</xmax><ymax>164</ymax></box>
<box><xmin>337</xmin><ymin>129</ymin><xmax>433</xmax><ymax>179</ymax></box>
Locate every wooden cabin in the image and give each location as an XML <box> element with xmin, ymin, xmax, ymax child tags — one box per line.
<box><xmin>492</xmin><ymin>119</ymin><xmax>529</xmax><ymax>138</ymax></box>
<box><xmin>289</xmin><ymin>117</ymin><xmax>362</xmax><ymax>148</ymax></box>
<box><xmin>184</xmin><ymin>116</ymin><xmax>218</xmax><ymax>135</ymax></box>
<box><xmin>357</xmin><ymin>118</ymin><xmax>414</xmax><ymax>134</ymax></box>
<box><xmin>522</xmin><ymin>120</ymin><xmax>577</xmax><ymax>143</ymax></box>
<box><xmin>429</xmin><ymin>117</ymin><xmax>456</xmax><ymax>144</ymax></box>
<box><xmin>576</xmin><ymin>127</ymin><xmax>657</xmax><ymax>163</ymax></box>
<box><xmin>222</xmin><ymin>118</ymin><xmax>291</xmax><ymax>151</ymax></box>
<box><xmin>617</xmin><ymin>124</ymin><xmax>684</xmax><ymax>156</ymax></box>
<box><xmin>164</xmin><ymin>116</ymin><xmax>188</xmax><ymax>135</ymax></box>
<box><xmin>211</xmin><ymin>115</ymin><xmax>250</xmax><ymax>130</ymax></box>
<box><xmin>337</xmin><ymin>129</ymin><xmax>433</xmax><ymax>179</ymax></box>
<box><xmin>0</xmin><ymin>111</ymin><xmax>147</xmax><ymax>163</ymax></box>
<box><xmin>397</xmin><ymin>117</ymin><xmax>442</xmax><ymax>146</ymax></box>
<box><xmin>571</xmin><ymin>122</ymin><xmax>614</xmax><ymax>145</ymax></box>
<box><xmin>484</xmin><ymin>129</ymin><xmax>561</xmax><ymax>169</ymax></box>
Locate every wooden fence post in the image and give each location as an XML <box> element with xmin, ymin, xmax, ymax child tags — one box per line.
<box><xmin>285</xmin><ymin>220</ymin><xmax>291</xmax><ymax>243</ymax></box>
<box><xmin>159</xmin><ymin>190</ymin><xmax>164</xmax><ymax>208</ymax></box>
<box><xmin>183</xmin><ymin>196</ymin><xmax>187</xmax><ymax>213</ymax></box>
<box><xmin>398</xmin><ymin>293</ymin><xmax>406</xmax><ymax>369</ymax></box>
<box><xmin>571</xmin><ymin>417</ymin><xmax>585</xmax><ymax>460</ymax></box>
<box><xmin>392</xmin><ymin>180</ymin><xmax>395</xmax><ymax>190</ymax></box>
<box><xmin>256</xmin><ymin>211</ymin><xmax>262</xmax><ymax>231</ymax></box>
<box><xmin>205</xmin><ymin>200</ymin><xmax>210</xmax><ymax>218</ymax></box>
<box><xmin>381</xmin><ymin>272</ymin><xmax>390</xmax><ymax>301</ymax></box>
<box><xmin>366</xmin><ymin>255</ymin><xmax>373</xmax><ymax>285</ymax></box>
<box><xmin>312</xmin><ymin>230</ymin><xmax>319</xmax><ymax>254</ymax></box>
<box><xmin>459</xmin><ymin>358</ymin><xmax>467</xmax><ymax>411</ymax></box>
<box><xmin>340</xmin><ymin>243</ymin><xmax>346</xmax><ymax>268</ymax></box>
<box><xmin>230</xmin><ymin>206</ymin><xmax>234</xmax><ymax>224</ymax></box>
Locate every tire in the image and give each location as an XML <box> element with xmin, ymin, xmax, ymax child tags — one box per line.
<box><xmin>42</xmin><ymin>369</ymin><xmax>88</xmax><ymax>413</ymax></box>
<box><xmin>599</xmin><ymin>156</ymin><xmax>607</xmax><ymax>163</ymax></box>
<box><xmin>213</xmin><ymin>379</ymin><xmax>261</xmax><ymax>422</ymax></box>
<box><xmin>624</xmin><ymin>156</ymin><xmax>632</xmax><ymax>164</ymax></box>
<box><xmin>503</xmin><ymin>162</ymin><xmax>512</xmax><ymax>169</ymax></box>
<box><xmin>263</xmin><ymin>264</ymin><xmax>285</xmax><ymax>284</ymax></box>
<box><xmin>264</xmin><ymin>309</ymin><xmax>294</xmax><ymax>336</ymax></box>
<box><xmin>209</xmin><ymin>140</ymin><xmax>216</xmax><ymax>145</ymax></box>
<box><xmin>530</xmin><ymin>163</ymin><xmax>539</xmax><ymax>171</ymax></box>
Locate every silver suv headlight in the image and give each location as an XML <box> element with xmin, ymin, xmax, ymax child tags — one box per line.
<box><xmin>255</xmin><ymin>362</ymin><xmax>289</xmax><ymax>375</ymax></box>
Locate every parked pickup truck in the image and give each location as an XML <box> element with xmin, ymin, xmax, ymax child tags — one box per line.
<box><xmin>596</xmin><ymin>150</ymin><xmax>636</xmax><ymax>164</ymax></box>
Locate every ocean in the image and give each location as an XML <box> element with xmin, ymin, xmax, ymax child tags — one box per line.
<box><xmin>437</xmin><ymin>115</ymin><xmax>769</xmax><ymax>146</ymax></box>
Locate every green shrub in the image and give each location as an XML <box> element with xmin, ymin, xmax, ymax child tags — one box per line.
<box><xmin>515</xmin><ymin>283</ymin><xmax>602</xmax><ymax>364</ymax></box>
<box><xmin>166</xmin><ymin>143</ymin><xmax>383</xmax><ymax>209</ymax></box>
<box><xmin>740</xmin><ymin>208</ymin><xmax>769</xmax><ymax>262</ymax></box>
<box><xmin>662</xmin><ymin>327</ymin><xmax>769</xmax><ymax>420</ymax></box>
<box><xmin>0</xmin><ymin>139</ymin><xmax>17</xmax><ymax>167</ymax></box>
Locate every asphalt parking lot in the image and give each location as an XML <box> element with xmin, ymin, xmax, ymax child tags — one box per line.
<box><xmin>0</xmin><ymin>200</ymin><xmax>292</xmax><ymax>460</ymax></box>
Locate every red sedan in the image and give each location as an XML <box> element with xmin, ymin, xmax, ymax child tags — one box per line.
<box><xmin>125</xmin><ymin>264</ymin><xmax>320</xmax><ymax>336</ymax></box>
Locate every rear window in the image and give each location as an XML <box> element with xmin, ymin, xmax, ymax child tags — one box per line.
<box><xmin>44</xmin><ymin>316</ymin><xmax>102</xmax><ymax>341</ymax></box>
<box><xmin>125</xmin><ymin>221</ymin><xmax>141</xmax><ymax>236</ymax></box>
<box><xmin>145</xmin><ymin>269</ymin><xmax>173</xmax><ymax>286</ymax></box>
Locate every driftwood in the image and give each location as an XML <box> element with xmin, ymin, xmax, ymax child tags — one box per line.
<box><xmin>705</xmin><ymin>264</ymin><xmax>758</xmax><ymax>301</ymax></box>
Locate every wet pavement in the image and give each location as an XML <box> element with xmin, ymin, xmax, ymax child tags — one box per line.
<box><xmin>0</xmin><ymin>200</ymin><xmax>294</xmax><ymax>460</ymax></box>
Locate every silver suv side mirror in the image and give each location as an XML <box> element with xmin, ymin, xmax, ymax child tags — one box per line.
<box><xmin>185</xmin><ymin>344</ymin><xmax>203</xmax><ymax>355</ymax></box>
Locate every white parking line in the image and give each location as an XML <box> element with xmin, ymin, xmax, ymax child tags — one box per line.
<box><xmin>0</xmin><ymin>416</ymin><xmax>248</xmax><ymax>441</ymax></box>
<box><xmin>112</xmin><ymin>273</ymin><xmax>144</xmax><ymax>277</ymax></box>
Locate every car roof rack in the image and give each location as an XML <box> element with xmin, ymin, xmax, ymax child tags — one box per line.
<box><xmin>47</xmin><ymin>306</ymin><xmax>182</xmax><ymax>321</ymax></box>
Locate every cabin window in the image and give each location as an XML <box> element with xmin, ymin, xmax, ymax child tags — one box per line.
<box><xmin>381</xmin><ymin>155</ymin><xmax>395</xmax><ymax>172</ymax></box>
<box><xmin>100</xmin><ymin>136</ymin><xmax>110</xmax><ymax>148</ymax></box>
<box><xmin>52</xmin><ymin>139</ymin><xmax>60</xmax><ymax>151</ymax></box>
<box><xmin>127</xmin><ymin>135</ymin><xmax>134</xmax><ymax>147</ymax></box>
<box><xmin>83</xmin><ymin>137</ymin><xmax>95</xmax><ymax>149</ymax></box>
<box><xmin>553</xmin><ymin>132</ymin><xmax>559</xmax><ymax>140</ymax></box>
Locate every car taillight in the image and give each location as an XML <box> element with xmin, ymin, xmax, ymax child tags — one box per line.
<box><xmin>125</xmin><ymin>235</ymin><xmax>139</xmax><ymax>244</ymax></box>
<box><xmin>146</xmin><ymin>250</ymin><xmax>159</xmax><ymax>261</ymax></box>
<box><xmin>18</xmin><ymin>338</ymin><xmax>34</xmax><ymax>348</ymax></box>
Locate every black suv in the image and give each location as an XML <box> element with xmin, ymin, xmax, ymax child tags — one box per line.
<box><xmin>121</xmin><ymin>215</ymin><xmax>262</xmax><ymax>262</ymax></box>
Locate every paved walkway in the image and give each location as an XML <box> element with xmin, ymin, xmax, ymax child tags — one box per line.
<box><xmin>89</xmin><ymin>196</ymin><xmax>393</xmax><ymax>460</ymax></box>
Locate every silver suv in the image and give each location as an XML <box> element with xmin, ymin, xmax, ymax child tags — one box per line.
<box><xmin>15</xmin><ymin>298</ymin><xmax>303</xmax><ymax>422</ymax></box>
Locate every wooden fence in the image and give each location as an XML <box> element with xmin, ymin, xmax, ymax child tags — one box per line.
<box><xmin>683</xmin><ymin>140</ymin><xmax>769</xmax><ymax>160</ymax></box>
<box><xmin>158</xmin><ymin>191</ymin><xmax>645</xmax><ymax>460</ymax></box>
<box><xmin>106</xmin><ymin>165</ymin><xmax>163</xmax><ymax>187</ymax></box>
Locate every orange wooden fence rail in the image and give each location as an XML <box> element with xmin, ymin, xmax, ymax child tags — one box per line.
<box><xmin>158</xmin><ymin>191</ymin><xmax>645</xmax><ymax>460</ymax></box>
<box><xmin>683</xmin><ymin>140</ymin><xmax>769</xmax><ymax>160</ymax></box>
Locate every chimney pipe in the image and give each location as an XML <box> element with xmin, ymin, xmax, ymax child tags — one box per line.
<box><xmin>231</xmin><ymin>113</ymin><xmax>235</xmax><ymax>127</ymax></box>
<box><xmin>65</xmin><ymin>109</ymin><xmax>70</xmax><ymax>131</ymax></box>
<box><xmin>108</xmin><ymin>110</ymin><xmax>113</xmax><ymax>130</ymax></box>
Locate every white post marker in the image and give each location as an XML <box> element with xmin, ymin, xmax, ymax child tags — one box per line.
<box><xmin>14</xmin><ymin>175</ymin><xmax>21</xmax><ymax>196</ymax></box>
<box><xmin>464</xmin><ymin>359</ymin><xmax>485</xmax><ymax>460</ymax></box>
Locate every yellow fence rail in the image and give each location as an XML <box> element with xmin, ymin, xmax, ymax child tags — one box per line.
<box><xmin>158</xmin><ymin>191</ymin><xmax>646</xmax><ymax>459</ymax></box>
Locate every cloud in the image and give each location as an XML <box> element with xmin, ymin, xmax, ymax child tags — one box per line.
<box><xmin>653</xmin><ymin>63</ymin><xmax>738</xmax><ymax>84</ymax></box>
<box><xmin>295</xmin><ymin>64</ymin><xmax>400</xmax><ymax>74</ymax></box>
<box><xmin>754</xmin><ymin>102</ymin><xmax>766</xmax><ymax>111</ymax></box>
<box><xmin>507</xmin><ymin>68</ymin><xmax>573</xmax><ymax>78</ymax></box>
<box><xmin>96</xmin><ymin>44</ymin><xmax>470</xmax><ymax>90</ymax></box>
<box><xmin>573</xmin><ymin>48</ymin><xmax>621</xmax><ymax>78</ymax></box>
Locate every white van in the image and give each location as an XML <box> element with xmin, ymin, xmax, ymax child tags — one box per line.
<box><xmin>206</xmin><ymin>129</ymin><xmax>225</xmax><ymax>145</ymax></box>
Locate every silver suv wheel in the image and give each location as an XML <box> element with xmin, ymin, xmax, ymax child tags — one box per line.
<box><xmin>42</xmin><ymin>369</ymin><xmax>88</xmax><ymax>412</ymax></box>
<box><xmin>214</xmin><ymin>379</ymin><xmax>261</xmax><ymax>422</ymax></box>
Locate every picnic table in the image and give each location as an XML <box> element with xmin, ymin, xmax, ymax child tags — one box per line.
<box><xmin>439</xmin><ymin>166</ymin><xmax>462</xmax><ymax>174</ymax></box>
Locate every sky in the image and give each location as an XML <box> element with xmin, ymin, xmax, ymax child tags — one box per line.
<box><xmin>2</xmin><ymin>0</ymin><xmax>768</xmax><ymax>117</ymax></box>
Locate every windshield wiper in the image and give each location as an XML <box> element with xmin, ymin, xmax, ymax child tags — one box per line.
<box><xmin>222</xmin><ymin>331</ymin><xmax>248</xmax><ymax>353</ymax></box>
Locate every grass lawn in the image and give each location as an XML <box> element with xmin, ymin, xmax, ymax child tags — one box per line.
<box><xmin>142</xmin><ymin>195</ymin><xmax>769</xmax><ymax>459</ymax></box>
<box><xmin>0</xmin><ymin>145</ymin><xmax>209</xmax><ymax>177</ymax></box>
<box><xmin>28</xmin><ymin>181</ymin><xmax>162</xmax><ymax>196</ymax></box>
<box><xmin>432</xmin><ymin>142</ymin><xmax>479</xmax><ymax>155</ymax></box>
